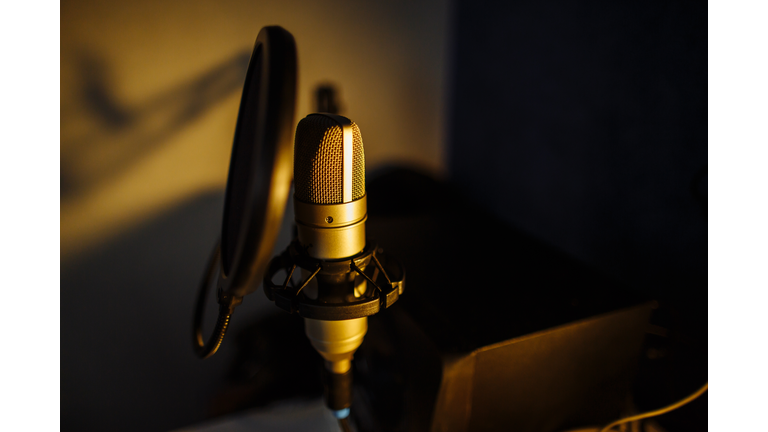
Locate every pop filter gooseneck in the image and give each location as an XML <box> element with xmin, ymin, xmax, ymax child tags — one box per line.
<box><xmin>193</xmin><ymin>26</ymin><xmax>297</xmax><ymax>359</ymax></box>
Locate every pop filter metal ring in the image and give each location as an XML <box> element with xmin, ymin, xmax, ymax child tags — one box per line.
<box><xmin>219</xmin><ymin>26</ymin><xmax>297</xmax><ymax>298</ymax></box>
<box><xmin>193</xmin><ymin>26</ymin><xmax>297</xmax><ymax>359</ymax></box>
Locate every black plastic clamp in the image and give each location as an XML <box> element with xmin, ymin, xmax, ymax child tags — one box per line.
<box><xmin>263</xmin><ymin>240</ymin><xmax>405</xmax><ymax>320</ymax></box>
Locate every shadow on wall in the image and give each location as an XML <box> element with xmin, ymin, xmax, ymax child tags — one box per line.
<box><xmin>61</xmin><ymin>50</ymin><xmax>250</xmax><ymax>198</ymax></box>
<box><xmin>61</xmin><ymin>189</ymin><xmax>294</xmax><ymax>432</ymax></box>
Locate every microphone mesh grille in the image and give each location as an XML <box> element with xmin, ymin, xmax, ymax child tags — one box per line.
<box><xmin>294</xmin><ymin>114</ymin><xmax>365</xmax><ymax>204</ymax></box>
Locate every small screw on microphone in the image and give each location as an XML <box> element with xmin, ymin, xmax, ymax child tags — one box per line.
<box><xmin>325</xmin><ymin>216</ymin><xmax>334</xmax><ymax>223</ymax></box>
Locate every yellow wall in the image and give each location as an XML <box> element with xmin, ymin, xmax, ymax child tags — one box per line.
<box><xmin>61</xmin><ymin>0</ymin><xmax>451</xmax><ymax>260</ymax></box>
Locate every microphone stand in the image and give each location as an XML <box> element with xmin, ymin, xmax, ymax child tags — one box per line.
<box><xmin>264</xmin><ymin>239</ymin><xmax>405</xmax><ymax>426</ymax></box>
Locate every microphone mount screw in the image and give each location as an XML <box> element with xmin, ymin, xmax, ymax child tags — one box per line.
<box><xmin>325</xmin><ymin>216</ymin><xmax>333</xmax><ymax>223</ymax></box>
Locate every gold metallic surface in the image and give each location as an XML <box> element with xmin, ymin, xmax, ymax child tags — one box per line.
<box><xmin>327</xmin><ymin>359</ymin><xmax>352</xmax><ymax>374</ymax></box>
<box><xmin>304</xmin><ymin>317</ymin><xmax>368</xmax><ymax>374</ymax></box>
<box><xmin>341</xmin><ymin>117</ymin><xmax>354</xmax><ymax>202</ymax></box>
<box><xmin>294</xmin><ymin>195</ymin><xmax>367</xmax><ymax>228</ymax></box>
<box><xmin>293</xmin><ymin>115</ymin><xmax>365</xmax><ymax>204</ymax></box>
<box><xmin>311</xmin><ymin>113</ymin><xmax>355</xmax><ymax>203</ymax></box>
<box><xmin>296</xmin><ymin>218</ymin><xmax>367</xmax><ymax>260</ymax></box>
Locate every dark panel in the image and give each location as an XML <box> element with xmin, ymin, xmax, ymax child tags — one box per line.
<box><xmin>468</xmin><ymin>304</ymin><xmax>652</xmax><ymax>432</ymax></box>
<box><xmin>448</xmin><ymin>0</ymin><xmax>707</xmax><ymax>298</ymax></box>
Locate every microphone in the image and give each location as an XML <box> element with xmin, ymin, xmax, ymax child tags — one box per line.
<box><xmin>263</xmin><ymin>113</ymin><xmax>405</xmax><ymax>421</ymax></box>
<box><xmin>295</xmin><ymin>113</ymin><xmax>367</xmax><ymax>420</ymax></box>
<box><xmin>293</xmin><ymin>113</ymin><xmax>366</xmax><ymax>259</ymax></box>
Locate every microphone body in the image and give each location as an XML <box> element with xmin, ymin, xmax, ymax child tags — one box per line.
<box><xmin>264</xmin><ymin>112</ymin><xmax>403</xmax><ymax>417</ymax></box>
<box><xmin>294</xmin><ymin>113</ymin><xmax>368</xmax><ymax>393</ymax></box>
<box><xmin>296</xmin><ymin>193</ymin><xmax>369</xmax><ymax>373</ymax></box>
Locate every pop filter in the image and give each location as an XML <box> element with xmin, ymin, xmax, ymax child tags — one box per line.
<box><xmin>193</xmin><ymin>26</ymin><xmax>297</xmax><ymax>358</ymax></box>
<box><xmin>220</xmin><ymin>26</ymin><xmax>297</xmax><ymax>298</ymax></box>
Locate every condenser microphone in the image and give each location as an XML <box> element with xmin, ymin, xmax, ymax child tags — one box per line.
<box><xmin>293</xmin><ymin>113</ymin><xmax>367</xmax><ymax>261</ymax></box>
<box><xmin>294</xmin><ymin>113</ymin><xmax>368</xmax><ymax>420</ymax></box>
<box><xmin>263</xmin><ymin>112</ymin><xmax>404</xmax><ymax>423</ymax></box>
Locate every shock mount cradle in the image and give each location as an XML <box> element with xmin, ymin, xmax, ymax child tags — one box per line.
<box><xmin>263</xmin><ymin>241</ymin><xmax>405</xmax><ymax>320</ymax></box>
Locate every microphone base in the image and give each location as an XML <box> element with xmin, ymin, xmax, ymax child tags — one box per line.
<box><xmin>305</xmin><ymin>317</ymin><xmax>365</xmax><ymax>414</ymax></box>
<box><xmin>304</xmin><ymin>317</ymin><xmax>368</xmax><ymax>374</ymax></box>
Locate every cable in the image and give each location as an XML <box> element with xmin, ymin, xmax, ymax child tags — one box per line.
<box><xmin>338</xmin><ymin>417</ymin><xmax>352</xmax><ymax>432</ymax></box>
<box><xmin>599</xmin><ymin>382</ymin><xmax>708</xmax><ymax>432</ymax></box>
<box><xmin>192</xmin><ymin>242</ymin><xmax>242</xmax><ymax>359</ymax></box>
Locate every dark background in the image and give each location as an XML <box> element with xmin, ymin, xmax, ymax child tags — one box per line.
<box><xmin>61</xmin><ymin>1</ymin><xmax>707</xmax><ymax>431</ymax></box>
<box><xmin>449</xmin><ymin>0</ymin><xmax>707</xmax><ymax>300</ymax></box>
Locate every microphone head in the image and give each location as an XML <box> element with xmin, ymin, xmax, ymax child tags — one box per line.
<box><xmin>294</xmin><ymin>114</ymin><xmax>365</xmax><ymax>204</ymax></box>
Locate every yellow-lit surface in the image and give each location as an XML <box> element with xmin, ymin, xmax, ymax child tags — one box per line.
<box><xmin>599</xmin><ymin>383</ymin><xmax>708</xmax><ymax>432</ymax></box>
<box><xmin>304</xmin><ymin>317</ymin><xmax>368</xmax><ymax>374</ymax></box>
<box><xmin>61</xmin><ymin>0</ymin><xmax>450</xmax><ymax>260</ymax></box>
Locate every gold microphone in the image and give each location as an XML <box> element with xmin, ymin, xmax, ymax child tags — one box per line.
<box><xmin>294</xmin><ymin>113</ymin><xmax>369</xmax><ymax>379</ymax></box>
<box><xmin>264</xmin><ymin>113</ymin><xmax>404</xmax><ymax>422</ymax></box>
